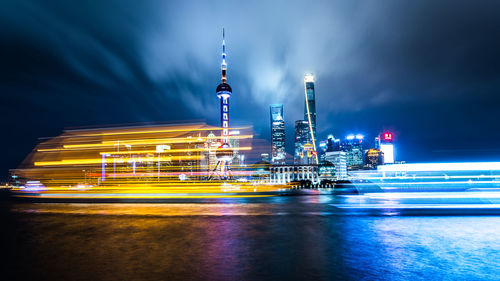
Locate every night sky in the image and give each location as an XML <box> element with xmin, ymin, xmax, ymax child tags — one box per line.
<box><xmin>1</xmin><ymin>0</ymin><xmax>500</xmax><ymax>179</ymax></box>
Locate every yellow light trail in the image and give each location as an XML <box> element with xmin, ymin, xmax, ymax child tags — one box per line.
<box><xmin>98</xmin><ymin>146</ymin><xmax>252</xmax><ymax>155</ymax></box>
<box><xmin>78</xmin><ymin>126</ymin><xmax>251</xmax><ymax>137</ymax></box>
<box><xmin>34</xmin><ymin>155</ymin><xmax>203</xmax><ymax>166</ymax></box>
<box><xmin>61</xmin><ymin>134</ymin><xmax>253</xmax><ymax>149</ymax></box>
<box><xmin>13</xmin><ymin>122</ymin><xmax>292</xmax><ymax>197</ymax></box>
<box><xmin>100</xmin><ymin>135</ymin><xmax>254</xmax><ymax>145</ymax></box>
<box><xmin>16</xmin><ymin>194</ymin><xmax>276</xmax><ymax>199</ymax></box>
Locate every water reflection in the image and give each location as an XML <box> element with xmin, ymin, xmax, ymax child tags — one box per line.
<box><xmin>1</xmin><ymin>196</ymin><xmax>500</xmax><ymax>280</ymax></box>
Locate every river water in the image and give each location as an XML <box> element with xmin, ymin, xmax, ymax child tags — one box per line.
<box><xmin>1</xmin><ymin>195</ymin><xmax>499</xmax><ymax>281</ymax></box>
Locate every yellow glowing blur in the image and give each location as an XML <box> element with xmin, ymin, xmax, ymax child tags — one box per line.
<box><xmin>11</xmin><ymin>122</ymin><xmax>289</xmax><ymax>199</ymax></box>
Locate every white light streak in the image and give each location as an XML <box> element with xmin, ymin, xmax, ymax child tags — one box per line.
<box><xmin>378</xmin><ymin>162</ymin><xmax>500</xmax><ymax>172</ymax></box>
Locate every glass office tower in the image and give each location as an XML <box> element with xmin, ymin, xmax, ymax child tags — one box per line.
<box><xmin>304</xmin><ymin>74</ymin><xmax>317</xmax><ymax>146</ymax></box>
<box><xmin>294</xmin><ymin>120</ymin><xmax>310</xmax><ymax>164</ymax></box>
<box><xmin>303</xmin><ymin>74</ymin><xmax>318</xmax><ymax>164</ymax></box>
<box><xmin>270</xmin><ymin>104</ymin><xmax>286</xmax><ymax>164</ymax></box>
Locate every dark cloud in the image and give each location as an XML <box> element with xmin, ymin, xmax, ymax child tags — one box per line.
<box><xmin>1</xmin><ymin>0</ymin><xmax>500</xmax><ymax>178</ymax></box>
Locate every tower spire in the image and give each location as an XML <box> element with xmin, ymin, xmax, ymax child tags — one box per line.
<box><xmin>216</xmin><ymin>27</ymin><xmax>232</xmax><ymax>146</ymax></box>
<box><xmin>221</xmin><ymin>28</ymin><xmax>227</xmax><ymax>83</ymax></box>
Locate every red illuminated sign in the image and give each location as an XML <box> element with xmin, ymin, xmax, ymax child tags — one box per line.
<box><xmin>382</xmin><ymin>133</ymin><xmax>393</xmax><ymax>141</ymax></box>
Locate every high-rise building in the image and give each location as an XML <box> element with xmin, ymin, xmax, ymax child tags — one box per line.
<box><xmin>324</xmin><ymin>151</ymin><xmax>348</xmax><ymax>180</ymax></box>
<box><xmin>326</xmin><ymin>134</ymin><xmax>340</xmax><ymax>152</ymax></box>
<box><xmin>377</xmin><ymin>132</ymin><xmax>395</xmax><ymax>164</ymax></box>
<box><xmin>304</xmin><ymin>74</ymin><xmax>318</xmax><ymax>163</ymax></box>
<box><xmin>270</xmin><ymin>104</ymin><xmax>286</xmax><ymax>164</ymax></box>
<box><xmin>294</xmin><ymin>120</ymin><xmax>310</xmax><ymax>164</ymax></box>
<box><xmin>319</xmin><ymin>134</ymin><xmax>340</xmax><ymax>163</ymax></box>
<box><xmin>340</xmin><ymin>134</ymin><xmax>364</xmax><ymax>168</ymax></box>
<box><xmin>365</xmin><ymin>149</ymin><xmax>384</xmax><ymax>168</ymax></box>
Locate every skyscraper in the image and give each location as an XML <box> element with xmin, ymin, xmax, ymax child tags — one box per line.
<box><xmin>326</xmin><ymin>134</ymin><xmax>340</xmax><ymax>152</ymax></box>
<box><xmin>294</xmin><ymin>120</ymin><xmax>310</xmax><ymax>164</ymax></box>
<box><xmin>304</xmin><ymin>74</ymin><xmax>318</xmax><ymax>163</ymax></box>
<box><xmin>319</xmin><ymin>134</ymin><xmax>340</xmax><ymax>163</ymax></box>
<box><xmin>270</xmin><ymin>104</ymin><xmax>286</xmax><ymax>164</ymax></box>
<box><xmin>323</xmin><ymin>151</ymin><xmax>348</xmax><ymax>180</ymax></box>
<box><xmin>340</xmin><ymin>134</ymin><xmax>364</xmax><ymax>168</ymax></box>
<box><xmin>365</xmin><ymin>149</ymin><xmax>384</xmax><ymax>168</ymax></box>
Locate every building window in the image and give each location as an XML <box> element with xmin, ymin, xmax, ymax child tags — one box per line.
<box><xmin>223</xmin><ymin>113</ymin><xmax>228</xmax><ymax>120</ymax></box>
<box><xmin>223</xmin><ymin>121</ymin><xmax>228</xmax><ymax>127</ymax></box>
<box><xmin>223</xmin><ymin>105</ymin><xmax>228</xmax><ymax>112</ymax></box>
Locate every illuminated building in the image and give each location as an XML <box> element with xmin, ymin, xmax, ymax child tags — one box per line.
<box><xmin>301</xmin><ymin>143</ymin><xmax>316</xmax><ymax>165</ymax></box>
<box><xmin>365</xmin><ymin>149</ymin><xmax>384</xmax><ymax>169</ymax></box>
<box><xmin>294</xmin><ymin>120</ymin><xmax>310</xmax><ymax>164</ymax></box>
<box><xmin>377</xmin><ymin>132</ymin><xmax>395</xmax><ymax>164</ymax></box>
<box><xmin>340</xmin><ymin>134</ymin><xmax>364</xmax><ymax>168</ymax></box>
<box><xmin>270</xmin><ymin>161</ymin><xmax>347</xmax><ymax>184</ymax></box>
<box><xmin>270</xmin><ymin>165</ymin><xmax>320</xmax><ymax>184</ymax></box>
<box><xmin>318</xmin><ymin>140</ymin><xmax>327</xmax><ymax>164</ymax></box>
<box><xmin>323</xmin><ymin>151</ymin><xmax>348</xmax><ymax>180</ymax></box>
<box><xmin>214</xmin><ymin>29</ymin><xmax>233</xmax><ymax>178</ymax></box>
<box><xmin>326</xmin><ymin>134</ymin><xmax>340</xmax><ymax>152</ymax></box>
<box><xmin>270</xmin><ymin>104</ymin><xmax>286</xmax><ymax>164</ymax></box>
<box><xmin>319</xmin><ymin>134</ymin><xmax>340</xmax><ymax>163</ymax></box>
<box><xmin>303</xmin><ymin>74</ymin><xmax>318</xmax><ymax>163</ymax></box>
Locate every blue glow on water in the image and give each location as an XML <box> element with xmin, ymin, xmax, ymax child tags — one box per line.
<box><xmin>2</xmin><ymin>195</ymin><xmax>500</xmax><ymax>280</ymax></box>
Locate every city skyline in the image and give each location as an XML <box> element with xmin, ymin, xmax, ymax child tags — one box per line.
<box><xmin>2</xmin><ymin>1</ymin><xmax>500</xmax><ymax>179</ymax></box>
<box><xmin>2</xmin><ymin>2</ymin><xmax>500</xmax><ymax>280</ymax></box>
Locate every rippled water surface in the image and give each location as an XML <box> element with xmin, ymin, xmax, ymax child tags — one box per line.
<box><xmin>1</xmin><ymin>195</ymin><xmax>499</xmax><ymax>281</ymax></box>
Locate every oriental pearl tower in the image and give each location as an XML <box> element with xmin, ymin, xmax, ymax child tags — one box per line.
<box><xmin>213</xmin><ymin>28</ymin><xmax>233</xmax><ymax>179</ymax></box>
